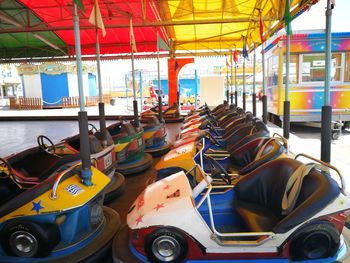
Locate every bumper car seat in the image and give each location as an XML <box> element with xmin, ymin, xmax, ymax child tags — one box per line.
<box><xmin>234</xmin><ymin>158</ymin><xmax>340</xmax><ymax>233</ymax></box>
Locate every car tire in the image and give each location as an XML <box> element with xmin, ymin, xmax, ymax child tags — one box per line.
<box><xmin>290</xmin><ymin>221</ymin><xmax>340</xmax><ymax>261</ymax></box>
<box><xmin>145</xmin><ymin>228</ymin><xmax>188</xmax><ymax>263</ymax></box>
<box><xmin>1</xmin><ymin>220</ymin><xmax>60</xmax><ymax>258</ymax></box>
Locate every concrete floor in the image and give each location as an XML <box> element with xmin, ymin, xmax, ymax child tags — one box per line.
<box><xmin>0</xmin><ymin>108</ymin><xmax>349</xmax><ymax>262</ymax></box>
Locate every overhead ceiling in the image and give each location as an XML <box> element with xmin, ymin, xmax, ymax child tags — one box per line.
<box><xmin>0</xmin><ymin>0</ymin><xmax>320</xmax><ymax>62</ymax></box>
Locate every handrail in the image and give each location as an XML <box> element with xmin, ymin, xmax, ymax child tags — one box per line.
<box><xmin>50</xmin><ymin>163</ymin><xmax>81</xmax><ymax>200</ymax></box>
<box><xmin>272</xmin><ymin>132</ymin><xmax>289</xmax><ymax>153</ymax></box>
<box><xmin>295</xmin><ymin>153</ymin><xmax>347</xmax><ymax>195</ymax></box>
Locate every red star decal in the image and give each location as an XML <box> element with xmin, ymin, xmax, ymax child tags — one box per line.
<box><xmin>163</xmin><ymin>185</ymin><xmax>170</xmax><ymax>190</ymax></box>
<box><xmin>153</xmin><ymin>203</ymin><xmax>165</xmax><ymax>211</ymax></box>
<box><xmin>135</xmin><ymin>215</ymin><xmax>143</xmax><ymax>226</ymax></box>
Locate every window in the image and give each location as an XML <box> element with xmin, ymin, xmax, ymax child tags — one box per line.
<box><xmin>267</xmin><ymin>55</ymin><xmax>278</xmax><ymax>86</ymax></box>
<box><xmin>283</xmin><ymin>54</ymin><xmax>299</xmax><ymax>84</ymax></box>
<box><xmin>301</xmin><ymin>53</ymin><xmax>341</xmax><ymax>82</ymax></box>
<box><xmin>345</xmin><ymin>53</ymin><xmax>350</xmax><ymax>82</ymax></box>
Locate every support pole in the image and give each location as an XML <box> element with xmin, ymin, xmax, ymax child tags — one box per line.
<box><xmin>73</xmin><ymin>4</ymin><xmax>92</xmax><ymax>186</ymax></box>
<box><xmin>226</xmin><ymin>58</ymin><xmax>229</xmax><ymax>102</ymax></box>
<box><xmin>95</xmin><ymin>28</ymin><xmax>107</xmax><ymax>146</ymax></box>
<box><xmin>321</xmin><ymin>0</ymin><xmax>333</xmax><ymax>163</ymax></box>
<box><xmin>283</xmin><ymin>0</ymin><xmax>291</xmax><ymax>139</ymax></box>
<box><xmin>131</xmin><ymin>51</ymin><xmax>140</xmax><ymax>128</ymax></box>
<box><xmin>139</xmin><ymin>71</ymin><xmax>143</xmax><ymax>111</ymax></box>
<box><xmin>262</xmin><ymin>43</ymin><xmax>267</xmax><ymax>124</ymax></box>
<box><xmin>230</xmin><ymin>50</ymin><xmax>234</xmax><ymax>105</ymax></box>
<box><xmin>242</xmin><ymin>56</ymin><xmax>246</xmax><ymax>111</ymax></box>
<box><xmin>235</xmin><ymin>60</ymin><xmax>238</xmax><ymax>106</ymax></box>
<box><xmin>252</xmin><ymin>43</ymin><xmax>257</xmax><ymax>116</ymax></box>
<box><xmin>157</xmin><ymin>47</ymin><xmax>164</xmax><ymax>122</ymax></box>
<box><xmin>194</xmin><ymin>69</ymin><xmax>198</xmax><ymax>108</ymax></box>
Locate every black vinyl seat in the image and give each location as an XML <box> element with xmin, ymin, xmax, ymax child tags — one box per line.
<box><xmin>234</xmin><ymin>158</ymin><xmax>340</xmax><ymax>233</ymax></box>
<box><xmin>230</xmin><ymin>137</ymin><xmax>285</xmax><ymax>175</ymax></box>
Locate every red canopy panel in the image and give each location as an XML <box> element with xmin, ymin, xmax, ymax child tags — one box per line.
<box><xmin>17</xmin><ymin>0</ymin><xmax>166</xmax><ymax>55</ymax></box>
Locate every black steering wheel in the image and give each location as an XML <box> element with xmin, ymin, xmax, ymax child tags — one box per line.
<box><xmin>88</xmin><ymin>123</ymin><xmax>98</xmax><ymax>135</ymax></box>
<box><xmin>37</xmin><ymin>135</ymin><xmax>56</xmax><ymax>155</ymax></box>
<box><xmin>204</xmin><ymin>154</ymin><xmax>231</xmax><ymax>185</ymax></box>
<box><xmin>206</xmin><ymin>132</ymin><xmax>223</xmax><ymax>148</ymax></box>
<box><xmin>206</xmin><ymin>121</ymin><xmax>220</xmax><ymax>136</ymax></box>
<box><xmin>0</xmin><ymin>157</ymin><xmax>12</xmax><ymax>179</ymax></box>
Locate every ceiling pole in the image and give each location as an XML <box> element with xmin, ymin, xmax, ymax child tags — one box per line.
<box><xmin>321</xmin><ymin>0</ymin><xmax>334</xmax><ymax>163</ymax></box>
<box><xmin>262</xmin><ymin>41</ymin><xmax>267</xmax><ymax>124</ymax></box>
<box><xmin>230</xmin><ymin>50</ymin><xmax>234</xmax><ymax>105</ymax></box>
<box><xmin>252</xmin><ymin>42</ymin><xmax>257</xmax><ymax>116</ymax></box>
<box><xmin>226</xmin><ymin>56</ymin><xmax>229</xmax><ymax>103</ymax></box>
<box><xmin>235</xmin><ymin>49</ymin><xmax>238</xmax><ymax>107</ymax></box>
<box><xmin>157</xmin><ymin>31</ymin><xmax>164</xmax><ymax>123</ymax></box>
<box><xmin>73</xmin><ymin>3</ymin><xmax>92</xmax><ymax>186</ymax></box>
<box><xmin>95</xmin><ymin>12</ymin><xmax>107</xmax><ymax>147</ymax></box>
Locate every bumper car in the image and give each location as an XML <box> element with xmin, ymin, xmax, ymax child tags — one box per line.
<box><xmin>141</xmin><ymin>104</ymin><xmax>184</xmax><ymax>123</ymax></box>
<box><xmin>0</xmin><ymin>160</ymin><xmax>120</xmax><ymax>262</ymax></box>
<box><xmin>155</xmin><ymin>131</ymin><xmax>287</xmax><ymax>186</ymax></box>
<box><xmin>142</xmin><ymin>116</ymin><xmax>172</xmax><ymax>157</ymax></box>
<box><xmin>114</xmin><ymin>155</ymin><xmax>350</xmax><ymax>262</ymax></box>
<box><xmin>106</xmin><ymin>122</ymin><xmax>152</xmax><ymax>175</ymax></box>
<box><xmin>54</xmin><ymin>130</ymin><xmax>125</xmax><ymax>202</ymax></box>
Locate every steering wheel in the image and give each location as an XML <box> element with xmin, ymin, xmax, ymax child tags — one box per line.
<box><xmin>206</xmin><ymin>132</ymin><xmax>223</xmax><ymax>148</ymax></box>
<box><xmin>0</xmin><ymin>158</ymin><xmax>12</xmax><ymax>179</ymax></box>
<box><xmin>37</xmin><ymin>135</ymin><xmax>56</xmax><ymax>155</ymax></box>
<box><xmin>204</xmin><ymin>154</ymin><xmax>231</xmax><ymax>185</ymax></box>
<box><xmin>88</xmin><ymin>123</ymin><xmax>98</xmax><ymax>134</ymax></box>
<box><xmin>207</xmin><ymin>121</ymin><xmax>220</xmax><ymax>136</ymax></box>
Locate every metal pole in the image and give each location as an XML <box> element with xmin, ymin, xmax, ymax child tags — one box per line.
<box><xmin>242</xmin><ymin>56</ymin><xmax>246</xmax><ymax>111</ymax></box>
<box><xmin>73</xmin><ymin>3</ymin><xmax>92</xmax><ymax>186</ymax></box>
<box><xmin>262</xmin><ymin>42</ymin><xmax>267</xmax><ymax>124</ymax></box>
<box><xmin>283</xmin><ymin>0</ymin><xmax>291</xmax><ymax>139</ymax></box>
<box><xmin>235</xmin><ymin>60</ymin><xmax>238</xmax><ymax>106</ymax></box>
<box><xmin>230</xmin><ymin>50</ymin><xmax>234</xmax><ymax>105</ymax></box>
<box><xmin>95</xmin><ymin>28</ymin><xmax>107</xmax><ymax>146</ymax></box>
<box><xmin>131</xmin><ymin>50</ymin><xmax>140</xmax><ymax>128</ymax></box>
<box><xmin>252</xmin><ymin>43</ymin><xmax>257</xmax><ymax>116</ymax></box>
<box><xmin>194</xmin><ymin>69</ymin><xmax>198</xmax><ymax>108</ymax></box>
<box><xmin>321</xmin><ymin>0</ymin><xmax>333</xmax><ymax>163</ymax></box>
<box><xmin>226</xmin><ymin>59</ymin><xmax>229</xmax><ymax>102</ymax></box>
<box><xmin>157</xmin><ymin>46</ymin><xmax>164</xmax><ymax>122</ymax></box>
<box><xmin>139</xmin><ymin>71</ymin><xmax>143</xmax><ymax>111</ymax></box>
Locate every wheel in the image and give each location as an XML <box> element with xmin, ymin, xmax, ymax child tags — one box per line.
<box><xmin>331</xmin><ymin>131</ymin><xmax>340</xmax><ymax>140</ymax></box>
<box><xmin>145</xmin><ymin>228</ymin><xmax>188</xmax><ymax>263</ymax></box>
<box><xmin>0</xmin><ymin>157</ymin><xmax>12</xmax><ymax>179</ymax></box>
<box><xmin>204</xmin><ymin>155</ymin><xmax>231</xmax><ymax>185</ymax></box>
<box><xmin>88</xmin><ymin>123</ymin><xmax>98</xmax><ymax>134</ymax></box>
<box><xmin>1</xmin><ymin>220</ymin><xmax>60</xmax><ymax>258</ymax></box>
<box><xmin>37</xmin><ymin>135</ymin><xmax>56</xmax><ymax>155</ymax></box>
<box><xmin>289</xmin><ymin>221</ymin><xmax>340</xmax><ymax>261</ymax></box>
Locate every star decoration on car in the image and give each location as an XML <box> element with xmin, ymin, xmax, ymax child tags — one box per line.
<box><xmin>31</xmin><ymin>200</ymin><xmax>44</xmax><ymax>214</ymax></box>
<box><xmin>163</xmin><ymin>185</ymin><xmax>170</xmax><ymax>190</ymax></box>
<box><xmin>135</xmin><ymin>215</ymin><xmax>144</xmax><ymax>226</ymax></box>
<box><xmin>153</xmin><ymin>203</ymin><xmax>165</xmax><ymax>211</ymax></box>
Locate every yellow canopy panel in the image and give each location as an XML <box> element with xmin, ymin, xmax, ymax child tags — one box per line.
<box><xmin>160</xmin><ymin>0</ymin><xmax>320</xmax><ymax>51</ymax></box>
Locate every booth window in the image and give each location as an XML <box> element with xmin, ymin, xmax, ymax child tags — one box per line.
<box><xmin>283</xmin><ymin>54</ymin><xmax>299</xmax><ymax>84</ymax></box>
<box><xmin>345</xmin><ymin>53</ymin><xmax>350</xmax><ymax>82</ymax></box>
<box><xmin>267</xmin><ymin>55</ymin><xmax>278</xmax><ymax>86</ymax></box>
<box><xmin>301</xmin><ymin>53</ymin><xmax>341</xmax><ymax>82</ymax></box>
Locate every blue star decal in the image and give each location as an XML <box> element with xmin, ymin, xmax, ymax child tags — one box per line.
<box><xmin>31</xmin><ymin>200</ymin><xmax>44</xmax><ymax>214</ymax></box>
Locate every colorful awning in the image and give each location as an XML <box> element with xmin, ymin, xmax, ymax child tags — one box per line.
<box><xmin>0</xmin><ymin>0</ymin><xmax>320</xmax><ymax>61</ymax></box>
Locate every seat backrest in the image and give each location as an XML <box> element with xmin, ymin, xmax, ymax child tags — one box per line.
<box><xmin>121</xmin><ymin>123</ymin><xmax>136</xmax><ymax>135</ymax></box>
<box><xmin>235</xmin><ymin>158</ymin><xmax>302</xmax><ymax>218</ymax></box>
<box><xmin>274</xmin><ymin>168</ymin><xmax>340</xmax><ymax>233</ymax></box>
<box><xmin>230</xmin><ymin>137</ymin><xmax>268</xmax><ymax>166</ymax></box>
<box><xmin>237</xmin><ymin>138</ymin><xmax>285</xmax><ymax>175</ymax></box>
